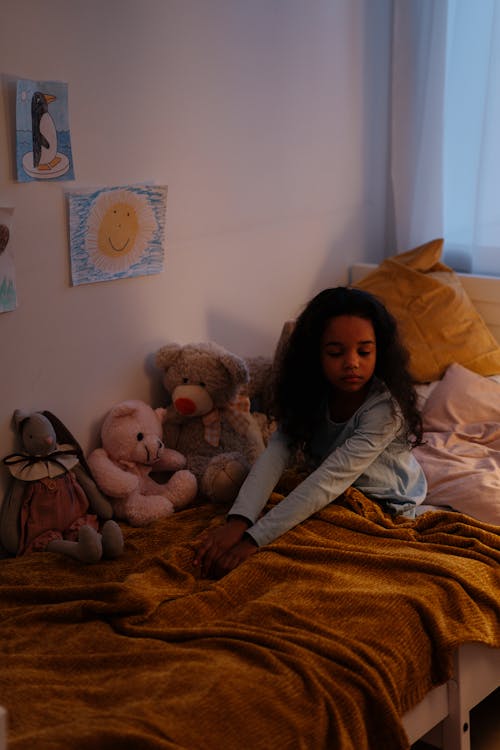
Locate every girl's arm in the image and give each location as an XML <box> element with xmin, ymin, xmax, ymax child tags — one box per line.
<box><xmin>245</xmin><ymin>400</ymin><xmax>401</xmax><ymax>547</ymax></box>
<box><xmin>193</xmin><ymin>430</ymin><xmax>291</xmax><ymax>575</ymax></box>
<box><xmin>227</xmin><ymin>429</ymin><xmax>291</xmax><ymax>523</ymax></box>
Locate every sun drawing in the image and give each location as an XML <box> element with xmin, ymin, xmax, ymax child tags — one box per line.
<box><xmin>85</xmin><ymin>189</ymin><xmax>157</xmax><ymax>274</ymax></box>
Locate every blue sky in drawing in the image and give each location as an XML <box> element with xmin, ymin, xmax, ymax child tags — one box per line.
<box><xmin>68</xmin><ymin>184</ymin><xmax>167</xmax><ymax>286</ymax></box>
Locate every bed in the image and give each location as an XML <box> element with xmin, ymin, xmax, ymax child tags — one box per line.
<box><xmin>0</xmin><ymin>241</ymin><xmax>499</xmax><ymax>750</ymax></box>
<box><xmin>351</xmin><ymin>255</ymin><xmax>500</xmax><ymax>749</ymax></box>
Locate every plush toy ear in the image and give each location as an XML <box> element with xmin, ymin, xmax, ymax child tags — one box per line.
<box><xmin>217</xmin><ymin>349</ymin><xmax>249</xmax><ymax>389</ymax></box>
<box><xmin>109</xmin><ymin>401</ymin><xmax>138</xmax><ymax>419</ymax></box>
<box><xmin>43</xmin><ymin>411</ymin><xmax>79</xmax><ymax>447</ymax></box>
<box><xmin>43</xmin><ymin>410</ymin><xmax>89</xmax><ymax>472</ymax></box>
<box><xmin>156</xmin><ymin>344</ymin><xmax>182</xmax><ymax>371</ymax></box>
<box><xmin>155</xmin><ymin>407</ymin><xmax>167</xmax><ymax>423</ymax></box>
<box><xmin>12</xmin><ymin>409</ymin><xmax>30</xmax><ymax>431</ymax></box>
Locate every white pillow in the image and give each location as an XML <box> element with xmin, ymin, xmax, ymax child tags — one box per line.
<box><xmin>413</xmin><ymin>363</ymin><xmax>500</xmax><ymax>526</ymax></box>
<box><xmin>414</xmin><ymin>382</ymin><xmax>438</xmax><ymax>410</ymax></box>
<box><xmin>416</xmin><ymin>373</ymin><xmax>500</xmax><ymax>409</ymax></box>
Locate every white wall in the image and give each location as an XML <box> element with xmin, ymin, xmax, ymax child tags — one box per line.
<box><xmin>0</xmin><ymin>0</ymin><xmax>392</xmax><ymax>494</ymax></box>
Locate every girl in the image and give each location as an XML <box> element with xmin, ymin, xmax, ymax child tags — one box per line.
<box><xmin>194</xmin><ymin>286</ymin><xmax>427</xmax><ymax>578</ymax></box>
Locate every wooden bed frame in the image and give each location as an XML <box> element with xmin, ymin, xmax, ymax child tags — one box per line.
<box><xmin>351</xmin><ymin>263</ymin><xmax>500</xmax><ymax>750</ymax></box>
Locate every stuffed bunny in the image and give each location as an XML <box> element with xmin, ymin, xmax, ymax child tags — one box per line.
<box><xmin>1</xmin><ymin>410</ymin><xmax>123</xmax><ymax>563</ymax></box>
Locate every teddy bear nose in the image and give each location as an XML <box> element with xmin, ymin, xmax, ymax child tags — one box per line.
<box><xmin>174</xmin><ymin>397</ymin><xmax>197</xmax><ymax>416</ymax></box>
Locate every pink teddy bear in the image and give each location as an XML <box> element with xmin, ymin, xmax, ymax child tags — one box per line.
<box><xmin>88</xmin><ymin>399</ymin><xmax>197</xmax><ymax>526</ymax></box>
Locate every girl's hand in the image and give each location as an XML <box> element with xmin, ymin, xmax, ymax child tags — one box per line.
<box><xmin>193</xmin><ymin>517</ymin><xmax>249</xmax><ymax>577</ymax></box>
<box><xmin>211</xmin><ymin>537</ymin><xmax>258</xmax><ymax>579</ymax></box>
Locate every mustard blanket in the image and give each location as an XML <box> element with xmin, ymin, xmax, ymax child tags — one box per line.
<box><xmin>1</xmin><ymin>488</ymin><xmax>499</xmax><ymax>750</ymax></box>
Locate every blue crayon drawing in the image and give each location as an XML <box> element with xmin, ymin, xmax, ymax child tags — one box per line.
<box><xmin>68</xmin><ymin>185</ymin><xmax>167</xmax><ymax>286</ymax></box>
<box><xmin>16</xmin><ymin>78</ymin><xmax>74</xmax><ymax>182</ymax></box>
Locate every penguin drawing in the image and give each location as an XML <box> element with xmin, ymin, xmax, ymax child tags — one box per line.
<box><xmin>31</xmin><ymin>91</ymin><xmax>61</xmax><ymax>171</ymax></box>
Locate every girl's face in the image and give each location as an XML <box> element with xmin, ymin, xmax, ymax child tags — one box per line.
<box><xmin>320</xmin><ymin>315</ymin><xmax>376</xmax><ymax>394</ymax></box>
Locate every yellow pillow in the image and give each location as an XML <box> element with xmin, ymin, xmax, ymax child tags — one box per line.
<box><xmin>354</xmin><ymin>239</ymin><xmax>500</xmax><ymax>382</ymax></box>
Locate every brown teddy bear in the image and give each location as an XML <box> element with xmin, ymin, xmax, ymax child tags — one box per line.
<box><xmin>242</xmin><ymin>321</ymin><xmax>294</xmax><ymax>444</ymax></box>
<box><xmin>240</xmin><ymin>355</ymin><xmax>276</xmax><ymax>445</ymax></box>
<box><xmin>155</xmin><ymin>341</ymin><xmax>265</xmax><ymax>504</ymax></box>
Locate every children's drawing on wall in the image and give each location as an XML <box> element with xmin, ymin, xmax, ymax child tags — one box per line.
<box><xmin>16</xmin><ymin>78</ymin><xmax>74</xmax><ymax>182</ymax></box>
<box><xmin>0</xmin><ymin>207</ymin><xmax>17</xmax><ymax>313</ymax></box>
<box><xmin>68</xmin><ymin>185</ymin><xmax>167</xmax><ymax>286</ymax></box>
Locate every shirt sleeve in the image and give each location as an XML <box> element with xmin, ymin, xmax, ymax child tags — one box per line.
<box><xmin>228</xmin><ymin>429</ymin><xmax>291</xmax><ymax>524</ymax></box>
<box><xmin>245</xmin><ymin>398</ymin><xmax>402</xmax><ymax>546</ymax></box>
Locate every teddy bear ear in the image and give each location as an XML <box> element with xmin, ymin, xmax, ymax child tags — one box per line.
<box><xmin>109</xmin><ymin>401</ymin><xmax>137</xmax><ymax>419</ymax></box>
<box><xmin>154</xmin><ymin>407</ymin><xmax>167</xmax><ymax>422</ymax></box>
<box><xmin>156</xmin><ymin>344</ymin><xmax>182</xmax><ymax>371</ymax></box>
<box><xmin>217</xmin><ymin>349</ymin><xmax>249</xmax><ymax>388</ymax></box>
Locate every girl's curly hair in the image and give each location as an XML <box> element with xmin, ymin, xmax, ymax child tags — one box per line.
<box><xmin>272</xmin><ymin>287</ymin><xmax>423</xmax><ymax>450</ymax></box>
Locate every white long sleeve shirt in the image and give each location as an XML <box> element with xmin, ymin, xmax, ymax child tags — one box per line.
<box><xmin>229</xmin><ymin>381</ymin><xmax>427</xmax><ymax>546</ymax></box>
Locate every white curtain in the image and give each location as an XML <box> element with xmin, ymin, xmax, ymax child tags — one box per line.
<box><xmin>444</xmin><ymin>0</ymin><xmax>500</xmax><ymax>274</ymax></box>
<box><xmin>391</xmin><ymin>0</ymin><xmax>500</xmax><ymax>275</ymax></box>
<box><xmin>390</xmin><ymin>0</ymin><xmax>448</xmax><ymax>254</ymax></box>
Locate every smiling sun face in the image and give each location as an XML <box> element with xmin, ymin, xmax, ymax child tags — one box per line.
<box><xmin>86</xmin><ymin>189</ymin><xmax>157</xmax><ymax>274</ymax></box>
<box><xmin>98</xmin><ymin>202</ymin><xmax>139</xmax><ymax>256</ymax></box>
